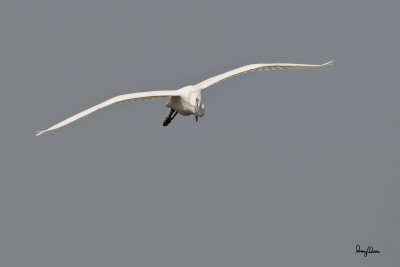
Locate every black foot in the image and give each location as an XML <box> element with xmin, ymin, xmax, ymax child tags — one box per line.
<box><xmin>163</xmin><ymin>117</ymin><xmax>172</xmax><ymax>126</ymax></box>
<box><xmin>163</xmin><ymin>109</ymin><xmax>177</xmax><ymax>127</ymax></box>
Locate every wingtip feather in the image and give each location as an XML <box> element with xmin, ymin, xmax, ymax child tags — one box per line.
<box><xmin>36</xmin><ymin>130</ymin><xmax>46</xmax><ymax>136</ymax></box>
<box><xmin>323</xmin><ymin>60</ymin><xmax>334</xmax><ymax>66</ymax></box>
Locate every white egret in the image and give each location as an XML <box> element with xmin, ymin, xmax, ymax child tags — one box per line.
<box><xmin>36</xmin><ymin>61</ymin><xmax>333</xmax><ymax>135</ymax></box>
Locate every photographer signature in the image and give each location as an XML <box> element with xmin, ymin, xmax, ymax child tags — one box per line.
<box><xmin>355</xmin><ymin>244</ymin><xmax>380</xmax><ymax>257</ymax></box>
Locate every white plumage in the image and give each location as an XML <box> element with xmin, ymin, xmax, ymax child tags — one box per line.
<box><xmin>36</xmin><ymin>61</ymin><xmax>333</xmax><ymax>135</ymax></box>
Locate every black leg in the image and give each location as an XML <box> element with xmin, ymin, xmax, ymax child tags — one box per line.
<box><xmin>163</xmin><ymin>108</ymin><xmax>177</xmax><ymax>126</ymax></box>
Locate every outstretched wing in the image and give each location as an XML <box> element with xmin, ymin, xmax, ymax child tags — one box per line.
<box><xmin>196</xmin><ymin>61</ymin><xmax>333</xmax><ymax>90</ymax></box>
<box><xmin>36</xmin><ymin>90</ymin><xmax>180</xmax><ymax>135</ymax></box>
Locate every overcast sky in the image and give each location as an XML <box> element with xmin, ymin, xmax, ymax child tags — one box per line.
<box><xmin>1</xmin><ymin>0</ymin><xmax>399</xmax><ymax>266</ymax></box>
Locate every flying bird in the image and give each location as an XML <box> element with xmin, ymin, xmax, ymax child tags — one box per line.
<box><xmin>36</xmin><ymin>61</ymin><xmax>333</xmax><ymax>135</ymax></box>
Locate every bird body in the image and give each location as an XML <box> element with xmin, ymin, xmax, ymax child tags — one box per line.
<box><xmin>36</xmin><ymin>61</ymin><xmax>332</xmax><ymax>135</ymax></box>
<box><xmin>164</xmin><ymin>86</ymin><xmax>204</xmax><ymax>116</ymax></box>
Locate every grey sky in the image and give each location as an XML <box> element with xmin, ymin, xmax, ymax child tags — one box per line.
<box><xmin>1</xmin><ymin>0</ymin><xmax>399</xmax><ymax>266</ymax></box>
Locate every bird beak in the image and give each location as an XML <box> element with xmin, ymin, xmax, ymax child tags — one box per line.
<box><xmin>194</xmin><ymin>101</ymin><xmax>199</xmax><ymax>122</ymax></box>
